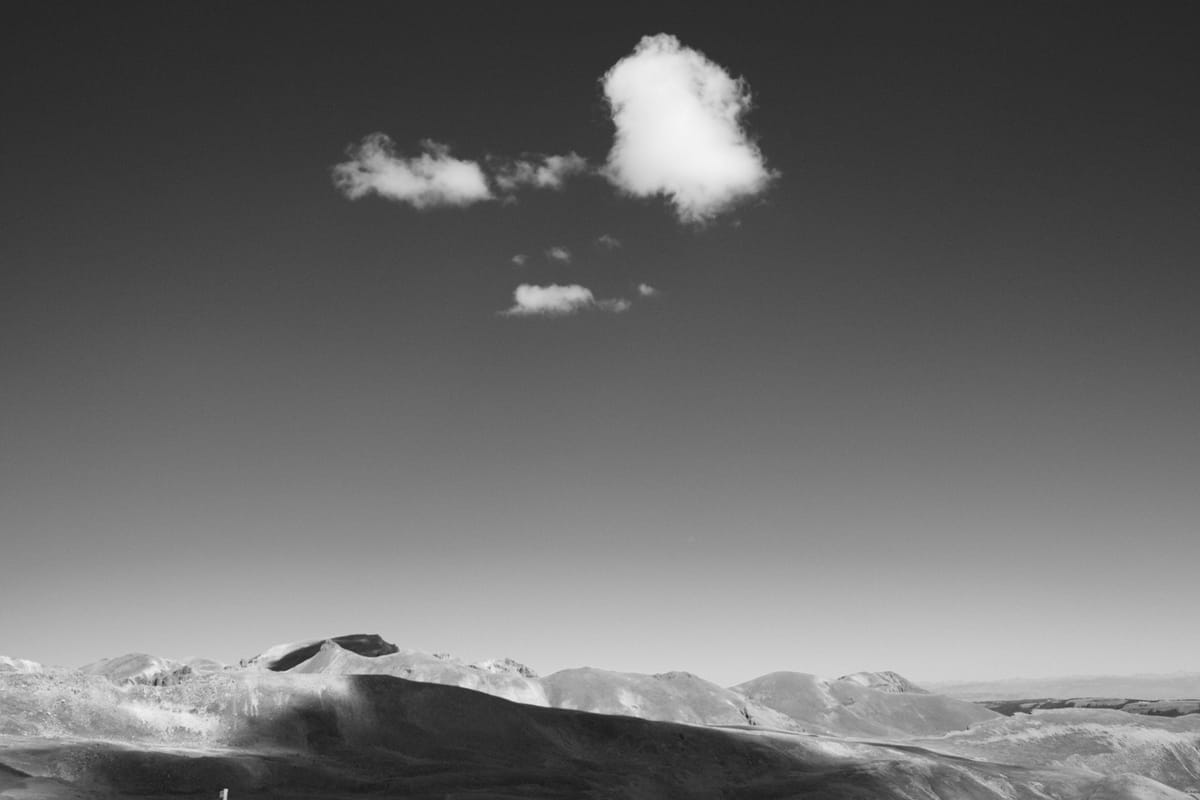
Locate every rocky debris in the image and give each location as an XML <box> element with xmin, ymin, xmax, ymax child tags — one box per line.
<box><xmin>471</xmin><ymin>657</ymin><xmax>539</xmax><ymax>678</ymax></box>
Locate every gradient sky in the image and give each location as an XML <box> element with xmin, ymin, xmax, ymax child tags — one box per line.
<box><xmin>3</xmin><ymin>2</ymin><xmax>1198</xmax><ymax>686</ymax></box>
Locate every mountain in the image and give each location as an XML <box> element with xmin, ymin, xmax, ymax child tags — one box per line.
<box><xmin>182</xmin><ymin>656</ymin><xmax>227</xmax><ymax>673</ymax></box>
<box><xmin>914</xmin><ymin>707</ymin><xmax>1200</xmax><ymax>793</ymax></box>
<box><xmin>245</xmin><ymin>632</ymin><xmax>400</xmax><ymax>670</ymax></box>
<box><xmin>0</xmin><ymin>656</ymin><xmax>41</xmax><ymax>674</ymax></box>
<box><xmin>930</xmin><ymin>673</ymin><xmax>1200</xmax><ymax>701</ymax></box>
<box><xmin>838</xmin><ymin>669</ymin><xmax>929</xmax><ymax>693</ymax></box>
<box><xmin>1</xmin><ymin>667</ymin><xmax>1193</xmax><ymax>799</ymax></box>
<box><xmin>541</xmin><ymin>667</ymin><xmax>802</xmax><ymax>730</ymax></box>
<box><xmin>735</xmin><ymin>670</ymin><xmax>999</xmax><ymax>737</ymax></box>
<box><xmin>5</xmin><ymin>635</ymin><xmax>1197</xmax><ymax>797</ymax></box>
<box><xmin>257</xmin><ymin>636</ymin><xmax>549</xmax><ymax>706</ymax></box>
<box><xmin>77</xmin><ymin>653</ymin><xmax>193</xmax><ymax>686</ymax></box>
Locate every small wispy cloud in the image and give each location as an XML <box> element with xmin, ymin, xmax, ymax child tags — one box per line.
<box><xmin>601</xmin><ymin>34</ymin><xmax>775</xmax><ymax>223</ymax></box>
<box><xmin>595</xmin><ymin>234</ymin><xmax>622</xmax><ymax>249</ymax></box>
<box><xmin>494</xmin><ymin>153</ymin><xmax>589</xmax><ymax>192</ymax></box>
<box><xmin>511</xmin><ymin>254</ymin><xmax>528</xmax><ymax>266</ymax></box>
<box><xmin>332</xmin><ymin>134</ymin><xmax>493</xmax><ymax>209</ymax></box>
<box><xmin>502</xmin><ymin>284</ymin><xmax>630</xmax><ymax>317</ymax></box>
<box><xmin>545</xmin><ymin>246</ymin><xmax>572</xmax><ymax>263</ymax></box>
<box><xmin>597</xmin><ymin>298</ymin><xmax>632</xmax><ymax>313</ymax></box>
<box><xmin>637</xmin><ymin>283</ymin><xmax>659</xmax><ymax>297</ymax></box>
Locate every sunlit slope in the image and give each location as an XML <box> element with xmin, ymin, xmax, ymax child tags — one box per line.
<box><xmin>735</xmin><ymin>670</ymin><xmax>1000</xmax><ymax>737</ymax></box>
<box><xmin>541</xmin><ymin>667</ymin><xmax>803</xmax><ymax>730</ymax></box>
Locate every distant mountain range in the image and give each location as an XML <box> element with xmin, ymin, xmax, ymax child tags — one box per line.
<box><xmin>930</xmin><ymin>673</ymin><xmax>1200</xmax><ymax>701</ymax></box>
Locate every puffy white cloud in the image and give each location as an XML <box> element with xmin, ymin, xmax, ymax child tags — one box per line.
<box><xmin>502</xmin><ymin>284</ymin><xmax>630</xmax><ymax>317</ymax></box>
<box><xmin>503</xmin><ymin>284</ymin><xmax>594</xmax><ymax>316</ymax></box>
<box><xmin>602</xmin><ymin>34</ymin><xmax>775</xmax><ymax>223</ymax></box>
<box><xmin>494</xmin><ymin>153</ymin><xmax>589</xmax><ymax>191</ymax></box>
<box><xmin>511</xmin><ymin>253</ymin><xmax>528</xmax><ymax>266</ymax></box>
<box><xmin>545</xmin><ymin>246</ymin><xmax>572</xmax><ymax>263</ymax></box>
<box><xmin>637</xmin><ymin>283</ymin><xmax>659</xmax><ymax>297</ymax></box>
<box><xmin>333</xmin><ymin>134</ymin><xmax>493</xmax><ymax>209</ymax></box>
<box><xmin>596</xmin><ymin>233</ymin><xmax>622</xmax><ymax>248</ymax></box>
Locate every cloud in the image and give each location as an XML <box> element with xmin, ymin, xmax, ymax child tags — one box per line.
<box><xmin>601</xmin><ymin>34</ymin><xmax>775</xmax><ymax>223</ymax></box>
<box><xmin>596</xmin><ymin>234</ymin><xmax>622</xmax><ymax>248</ymax></box>
<box><xmin>637</xmin><ymin>283</ymin><xmax>659</xmax><ymax>297</ymax></box>
<box><xmin>494</xmin><ymin>153</ymin><xmax>589</xmax><ymax>192</ymax></box>
<box><xmin>597</xmin><ymin>298</ymin><xmax>632</xmax><ymax>313</ymax></box>
<box><xmin>545</xmin><ymin>246</ymin><xmax>572</xmax><ymax>263</ymax></box>
<box><xmin>511</xmin><ymin>254</ymin><xmax>528</xmax><ymax>266</ymax></box>
<box><xmin>332</xmin><ymin>134</ymin><xmax>493</xmax><ymax>209</ymax></box>
<box><xmin>502</xmin><ymin>284</ymin><xmax>630</xmax><ymax>317</ymax></box>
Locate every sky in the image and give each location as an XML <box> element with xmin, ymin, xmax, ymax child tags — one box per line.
<box><xmin>2</xmin><ymin>2</ymin><xmax>1198</xmax><ymax>686</ymax></box>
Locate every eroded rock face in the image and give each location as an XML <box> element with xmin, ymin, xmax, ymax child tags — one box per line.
<box><xmin>471</xmin><ymin>658</ymin><xmax>539</xmax><ymax>679</ymax></box>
